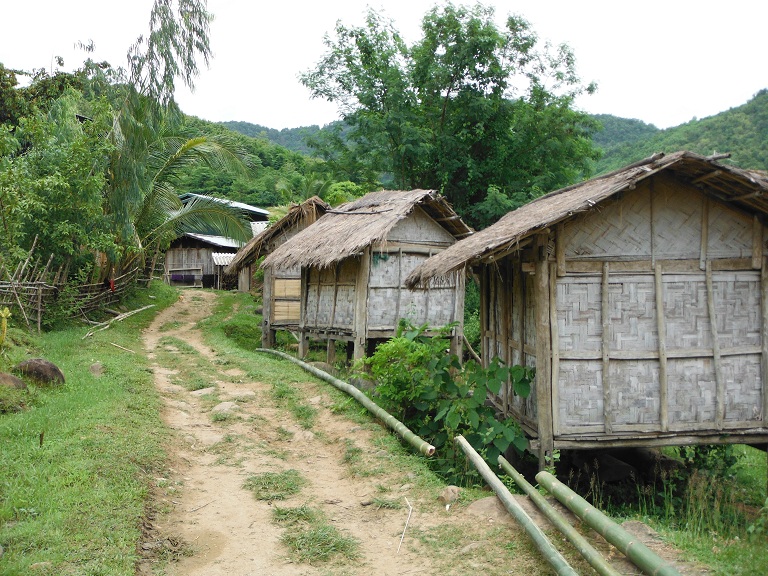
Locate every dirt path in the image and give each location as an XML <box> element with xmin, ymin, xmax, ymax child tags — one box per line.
<box><xmin>135</xmin><ymin>291</ymin><xmax>709</xmax><ymax>576</ymax></box>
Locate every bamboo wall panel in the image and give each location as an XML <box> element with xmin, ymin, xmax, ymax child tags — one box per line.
<box><xmin>273</xmin><ymin>300</ymin><xmax>300</xmax><ymax>322</ymax></box>
<box><xmin>274</xmin><ymin>278</ymin><xmax>301</xmax><ymax>298</ymax></box>
<box><xmin>721</xmin><ymin>355</ymin><xmax>763</xmax><ymax>423</ymax></box>
<box><xmin>652</xmin><ymin>185</ymin><xmax>702</xmax><ymax>260</ymax></box>
<box><xmin>388</xmin><ymin>206</ymin><xmax>456</xmax><ymax>245</ymax></box>
<box><xmin>708</xmin><ymin>202</ymin><xmax>754</xmax><ymax>259</ymax></box>
<box><xmin>563</xmin><ymin>187</ymin><xmax>652</xmax><ymax>259</ymax></box>
<box><xmin>553</xmin><ymin>268</ymin><xmax>764</xmax><ymax>433</ymax></box>
<box><xmin>667</xmin><ymin>358</ymin><xmax>716</xmax><ymax>426</ymax></box>
<box><xmin>608</xmin><ymin>362</ymin><xmax>661</xmax><ymax>426</ymax></box>
<box><xmin>558</xmin><ymin>360</ymin><xmax>603</xmax><ymax>431</ymax></box>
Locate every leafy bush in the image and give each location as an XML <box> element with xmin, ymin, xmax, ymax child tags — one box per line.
<box><xmin>363</xmin><ymin>320</ymin><xmax>532</xmax><ymax>483</ymax></box>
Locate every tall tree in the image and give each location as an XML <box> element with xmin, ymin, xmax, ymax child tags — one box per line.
<box><xmin>302</xmin><ymin>3</ymin><xmax>600</xmax><ymax>228</ymax></box>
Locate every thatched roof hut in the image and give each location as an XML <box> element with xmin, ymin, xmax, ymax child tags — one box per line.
<box><xmin>225</xmin><ymin>196</ymin><xmax>331</xmax><ymax>346</ymax></box>
<box><xmin>263</xmin><ymin>189</ymin><xmax>472</xmax><ymax>361</ymax></box>
<box><xmin>408</xmin><ymin>151</ymin><xmax>768</xmax><ymax>468</ymax></box>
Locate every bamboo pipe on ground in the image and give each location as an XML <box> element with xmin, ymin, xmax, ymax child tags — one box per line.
<box><xmin>454</xmin><ymin>436</ymin><xmax>578</xmax><ymax>576</ymax></box>
<box><xmin>498</xmin><ymin>456</ymin><xmax>622</xmax><ymax>576</ymax></box>
<box><xmin>255</xmin><ymin>348</ymin><xmax>435</xmax><ymax>456</ymax></box>
<box><xmin>536</xmin><ymin>471</ymin><xmax>682</xmax><ymax>576</ymax></box>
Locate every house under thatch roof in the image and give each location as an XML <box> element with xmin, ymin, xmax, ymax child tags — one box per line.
<box><xmin>407</xmin><ymin>151</ymin><xmax>768</xmax><ymax>469</ymax></box>
<box><xmin>225</xmin><ymin>196</ymin><xmax>331</xmax><ymax>346</ymax></box>
<box><xmin>263</xmin><ymin>189</ymin><xmax>473</xmax><ymax>361</ymax></box>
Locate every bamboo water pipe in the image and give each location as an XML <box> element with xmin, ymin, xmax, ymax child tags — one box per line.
<box><xmin>498</xmin><ymin>456</ymin><xmax>621</xmax><ymax>576</ymax></box>
<box><xmin>454</xmin><ymin>436</ymin><xmax>578</xmax><ymax>576</ymax></box>
<box><xmin>255</xmin><ymin>348</ymin><xmax>435</xmax><ymax>456</ymax></box>
<box><xmin>536</xmin><ymin>471</ymin><xmax>682</xmax><ymax>576</ymax></box>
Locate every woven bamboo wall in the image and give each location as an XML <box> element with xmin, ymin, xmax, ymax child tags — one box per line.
<box><xmin>485</xmin><ymin>175</ymin><xmax>767</xmax><ymax>444</ymax></box>
<box><xmin>304</xmin><ymin>259</ymin><xmax>357</xmax><ymax>332</ymax></box>
<box><xmin>553</xmin><ymin>177</ymin><xmax>765</xmax><ymax>437</ymax></box>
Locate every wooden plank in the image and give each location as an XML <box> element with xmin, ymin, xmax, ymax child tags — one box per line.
<box><xmin>762</xmin><ymin>257</ymin><xmax>768</xmax><ymax>425</ymax></box>
<box><xmin>601</xmin><ymin>262</ymin><xmax>612</xmax><ymax>434</ymax></box>
<box><xmin>298</xmin><ymin>268</ymin><xmax>310</xmax><ymax>359</ymax></box>
<box><xmin>559</xmin><ymin>346</ymin><xmax>762</xmax><ymax>361</ymax></box>
<box><xmin>534</xmin><ymin>233</ymin><xmax>553</xmax><ymax>470</ymax></box>
<box><xmin>706</xmin><ymin>260</ymin><xmax>725</xmax><ymax>429</ymax></box>
<box><xmin>566</xmin><ymin>258</ymin><xmax>755</xmax><ymax>274</ymax></box>
<box><xmin>753</xmin><ymin>215</ymin><xmax>763</xmax><ymax>270</ymax></box>
<box><xmin>501</xmin><ymin>260</ymin><xmax>511</xmax><ymax>413</ymax></box>
<box><xmin>555</xmin><ymin>223</ymin><xmax>566</xmax><ymax>277</ymax></box>
<box><xmin>394</xmin><ymin>248</ymin><xmax>402</xmax><ymax>326</ymax></box>
<box><xmin>353</xmin><ymin>250</ymin><xmax>371</xmax><ymax>361</ymax></box>
<box><xmin>262</xmin><ymin>267</ymin><xmax>274</xmax><ymax>347</ymax></box>
<box><xmin>517</xmin><ymin>260</ymin><xmax>526</xmax><ymax>366</ymax></box>
<box><xmin>650</xmin><ymin>179</ymin><xmax>656</xmax><ymax>268</ymax></box>
<box><xmin>451</xmin><ymin>270</ymin><xmax>466</xmax><ymax>359</ymax></box>
<box><xmin>370</xmin><ymin>240</ymin><xmax>449</xmax><ymax>254</ymax></box>
<box><xmin>700</xmin><ymin>197</ymin><xmax>709</xmax><ymax>270</ymax></box>
<box><xmin>654</xmin><ymin>262</ymin><xmax>669</xmax><ymax>432</ymax></box>
<box><xmin>550</xmin><ymin>263</ymin><xmax>560</xmax><ymax>436</ymax></box>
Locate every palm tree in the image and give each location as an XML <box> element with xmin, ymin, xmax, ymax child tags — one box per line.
<box><xmin>105</xmin><ymin>94</ymin><xmax>252</xmax><ymax>273</ymax></box>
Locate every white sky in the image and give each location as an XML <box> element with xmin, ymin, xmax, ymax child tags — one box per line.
<box><xmin>2</xmin><ymin>1</ymin><xmax>766</xmax><ymax>130</ymax></box>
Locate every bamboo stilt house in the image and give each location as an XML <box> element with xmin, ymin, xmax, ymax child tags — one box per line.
<box><xmin>225</xmin><ymin>196</ymin><xmax>331</xmax><ymax>347</ymax></box>
<box><xmin>262</xmin><ymin>190</ymin><xmax>473</xmax><ymax>361</ymax></box>
<box><xmin>407</xmin><ymin>151</ymin><xmax>768</xmax><ymax>468</ymax></box>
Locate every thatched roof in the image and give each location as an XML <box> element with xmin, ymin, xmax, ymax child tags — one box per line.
<box><xmin>262</xmin><ymin>189</ymin><xmax>473</xmax><ymax>270</ymax></box>
<box><xmin>225</xmin><ymin>196</ymin><xmax>330</xmax><ymax>274</ymax></box>
<box><xmin>407</xmin><ymin>151</ymin><xmax>768</xmax><ymax>286</ymax></box>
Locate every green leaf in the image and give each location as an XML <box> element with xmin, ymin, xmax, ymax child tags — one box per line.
<box><xmin>468</xmin><ymin>410</ymin><xmax>480</xmax><ymax>430</ymax></box>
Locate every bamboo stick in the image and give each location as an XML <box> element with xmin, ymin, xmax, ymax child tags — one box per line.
<box><xmin>455</xmin><ymin>436</ymin><xmax>578</xmax><ymax>576</ymax></box>
<box><xmin>535</xmin><ymin>471</ymin><xmax>682</xmax><ymax>576</ymax></box>
<box><xmin>498</xmin><ymin>456</ymin><xmax>622</xmax><ymax>576</ymax></box>
<box><xmin>256</xmin><ymin>348</ymin><xmax>435</xmax><ymax>456</ymax></box>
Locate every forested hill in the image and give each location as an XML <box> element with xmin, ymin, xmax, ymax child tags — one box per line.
<box><xmin>592</xmin><ymin>89</ymin><xmax>768</xmax><ymax>173</ymax></box>
<box><xmin>226</xmin><ymin>89</ymin><xmax>768</xmax><ymax>176</ymax></box>
<box><xmin>219</xmin><ymin>121</ymin><xmax>326</xmax><ymax>155</ymax></box>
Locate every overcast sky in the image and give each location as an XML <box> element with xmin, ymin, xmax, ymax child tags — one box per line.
<box><xmin>2</xmin><ymin>1</ymin><xmax>766</xmax><ymax>130</ymax></box>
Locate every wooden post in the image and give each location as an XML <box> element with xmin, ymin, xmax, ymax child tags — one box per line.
<box><xmin>706</xmin><ymin>261</ymin><xmax>725</xmax><ymax>429</ymax></box>
<box><xmin>261</xmin><ymin>267</ymin><xmax>274</xmax><ymax>348</ymax></box>
<box><xmin>762</xmin><ymin>257</ymin><xmax>768</xmax><ymax>428</ymax></box>
<box><xmin>326</xmin><ymin>339</ymin><xmax>336</xmax><ymax>365</ymax></box>
<box><xmin>602</xmin><ymin>262</ymin><xmax>613</xmax><ymax>434</ymax></box>
<box><xmin>534</xmin><ymin>233</ymin><xmax>554</xmax><ymax>470</ymax></box>
<box><xmin>450</xmin><ymin>269</ymin><xmax>466</xmax><ymax>359</ymax></box>
<box><xmin>654</xmin><ymin>262</ymin><xmax>669</xmax><ymax>432</ymax></box>
<box><xmin>500</xmin><ymin>260</ymin><xmax>511</xmax><ymax>412</ymax></box>
<box><xmin>549</xmin><ymin>262</ymin><xmax>560</xmax><ymax>437</ymax></box>
<box><xmin>479</xmin><ymin>266</ymin><xmax>489</xmax><ymax>365</ymax></box>
<box><xmin>752</xmin><ymin>215</ymin><xmax>763</xmax><ymax>270</ymax></box>
<box><xmin>298</xmin><ymin>267</ymin><xmax>310</xmax><ymax>359</ymax></box>
<box><xmin>353</xmin><ymin>249</ymin><xmax>371</xmax><ymax>361</ymax></box>
<box><xmin>700</xmin><ymin>198</ymin><xmax>709</xmax><ymax>270</ymax></box>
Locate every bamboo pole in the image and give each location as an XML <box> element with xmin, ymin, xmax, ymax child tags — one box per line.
<box><xmin>535</xmin><ymin>471</ymin><xmax>682</xmax><ymax>576</ymax></box>
<box><xmin>454</xmin><ymin>436</ymin><xmax>578</xmax><ymax>576</ymax></box>
<box><xmin>255</xmin><ymin>348</ymin><xmax>435</xmax><ymax>456</ymax></box>
<box><xmin>498</xmin><ymin>456</ymin><xmax>622</xmax><ymax>576</ymax></box>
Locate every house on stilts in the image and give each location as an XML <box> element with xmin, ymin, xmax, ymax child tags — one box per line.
<box><xmin>225</xmin><ymin>196</ymin><xmax>331</xmax><ymax>346</ymax></box>
<box><xmin>262</xmin><ymin>189</ymin><xmax>473</xmax><ymax>362</ymax></box>
<box><xmin>407</xmin><ymin>151</ymin><xmax>768</xmax><ymax>469</ymax></box>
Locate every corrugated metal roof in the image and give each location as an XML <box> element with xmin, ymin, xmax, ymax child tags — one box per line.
<box><xmin>184</xmin><ymin>233</ymin><xmax>242</xmax><ymax>248</ymax></box>
<box><xmin>212</xmin><ymin>252</ymin><xmax>237</xmax><ymax>266</ymax></box>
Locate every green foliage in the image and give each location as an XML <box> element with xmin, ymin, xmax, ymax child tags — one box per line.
<box><xmin>220</xmin><ymin>314</ymin><xmax>262</xmax><ymax>350</ymax></box>
<box><xmin>363</xmin><ymin>320</ymin><xmax>532</xmax><ymax>483</ymax></box>
<box><xmin>301</xmin><ymin>4</ymin><xmax>600</xmax><ymax>228</ymax></box>
<box><xmin>593</xmin><ymin>89</ymin><xmax>768</xmax><ymax>173</ymax></box>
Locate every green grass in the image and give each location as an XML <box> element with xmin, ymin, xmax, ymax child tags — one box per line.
<box><xmin>0</xmin><ymin>281</ymin><xmax>177</xmax><ymax>575</ymax></box>
<box><xmin>272</xmin><ymin>505</ymin><xmax>360</xmax><ymax>565</ymax></box>
<box><xmin>243</xmin><ymin>469</ymin><xmax>306</xmax><ymax>501</ymax></box>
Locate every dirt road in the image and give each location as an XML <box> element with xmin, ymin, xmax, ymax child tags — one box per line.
<box><xmin>135</xmin><ymin>290</ymin><xmax>550</xmax><ymax>576</ymax></box>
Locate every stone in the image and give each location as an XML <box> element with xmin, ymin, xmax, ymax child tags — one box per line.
<box><xmin>89</xmin><ymin>362</ymin><xmax>105</xmax><ymax>377</ymax></box>
<box><xmin>0</xmin><ymin>372</ymin><xmax>27</xmax><ymax>390</ymax></box>
<box><xmin>211</xmin><ymin>401</ymin><xmax>239</xmax><ymax>414</ymax></box>
<box><xmin>14</xmin><ymin>358</ymin><xmax>65</xmax><ymax>386</ymax></box>
<box><xmin>438</xmin><ymin>485</ymin><xmax>461</xmax><ymax>505</ymax></box>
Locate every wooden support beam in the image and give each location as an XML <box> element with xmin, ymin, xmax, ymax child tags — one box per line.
<box><xmin>353</xmin><ymin>249</ymin><xmax>371</xmax><ymax>361</ymax></box>
<box><xmin>753</xmin><ymin>215</ymin><xmax>763</xmax><ymax>270</ymax></box>
<box><xmin>534</xmin><ymin>233</ymin><xmax>554</xmax><ymax>470</ymax></box>
<box><xmin>654</xmin><ymin>262</ymin><xmax>669</xmax><ymax>432</ymax></box>
<box><xmin>700</xmin><ymin>197</ymin><xmax>709</xmax><ymax>271</ymax></box>
<box><xmin>706</xmin><ymin>261</ymin><xmax>726</xmax><ymax>429</ymax></box>
<box><xmin>691</xmin><ymin>170</ymin><xmax>722</xmax><ymax>185</ymax></box>
<box><xmin>762</xmin><ymin>257</ymin><xmax>768</xmax><ymax>426</ymax></box>
<box><xmin>602</xmin><ymin>262</ymin><xmax>613</xmax><ymax>434</ymax></box>
<box><xmin>549</xmin><ymin>262</ymin><xmax>560</xmax><ymax>437</ymax></box>
<box><xmin>555</xmin><ymin>223</ymin><xmax>566</xmax><ymax>277</ymax></box>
